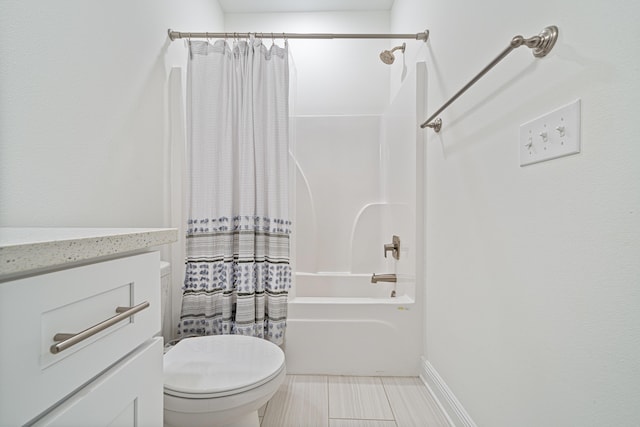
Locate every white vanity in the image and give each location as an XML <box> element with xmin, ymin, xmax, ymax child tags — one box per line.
<box><xmin>0</xmin><ymin>228</ymin><xmax>177</xmax><ymax>426</ymax></box>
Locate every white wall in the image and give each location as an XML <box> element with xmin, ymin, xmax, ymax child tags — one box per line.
<box><xmin>294</xmin><ymin>115</ymin><xmax>383</xmax><ymax>274</ymax></box>
<box><xmin>0</xmin><ymin>0</ymin><xmax>223</xmax><ymax>227</ymax></box>
<box><xmin>391</xmin><ymin>0</ymin><xmax>640</xmax><ymax>425</ymax></box>
<box><xmin>224</xmin><ymin>11</ymin><xmax>390</xmax><ymax>115</ymax></box>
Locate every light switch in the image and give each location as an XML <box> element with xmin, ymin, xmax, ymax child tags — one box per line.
<box><xmin>519</xmin><ymin>99</ymin><xmax>581</xmax><ymax>166</ymax></box>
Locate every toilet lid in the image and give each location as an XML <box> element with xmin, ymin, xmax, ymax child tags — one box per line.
<box><xmin>163</xmin><ymin>335</ymin><xmax>285</xmax><ymax>398</ymax></box>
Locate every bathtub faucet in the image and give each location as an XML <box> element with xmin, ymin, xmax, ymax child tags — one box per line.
<box><xmin>371</xmin><ymin>273</ymin><xmax>397</xmax><ymax>283</ymax></box>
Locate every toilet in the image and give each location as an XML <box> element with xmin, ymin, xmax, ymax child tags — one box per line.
<box><xmin>160</xmin><ymin>263</ymin><xmax>286</xmax><ymax>427</ymax></box>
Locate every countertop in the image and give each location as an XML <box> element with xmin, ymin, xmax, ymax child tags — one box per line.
<box><xmin>0</xmin><ymin>227</ymin><xmax>178</xmax><ymax>278</ymax></box>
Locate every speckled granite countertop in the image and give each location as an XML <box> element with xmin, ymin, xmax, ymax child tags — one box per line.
<box><xmin>0</xmin><ymin>228</ymin><xmax>178</xmax><ymax>278</ymax></box>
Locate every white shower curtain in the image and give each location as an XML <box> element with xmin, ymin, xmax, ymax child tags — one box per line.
<box><xmin>179</xmin><ymin>38</ymin><xmax>291</xmax><ymax>345</ymax></box>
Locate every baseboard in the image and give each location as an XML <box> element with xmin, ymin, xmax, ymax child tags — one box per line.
<box><xmin>419</xmin><ymin>357</ymin><xmax>477</xmax><ymax>427</ymax></box>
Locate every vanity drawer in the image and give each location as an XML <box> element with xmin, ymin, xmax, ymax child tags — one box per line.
<box><xmin>32</xmin><ymin>337</ymin><xmax>163</xmax><ymax>427</ymax></box>
<box><xmin>0</xmin><ymin>251</ymin><xmax>161</xmax><ymax>426</ymax></box>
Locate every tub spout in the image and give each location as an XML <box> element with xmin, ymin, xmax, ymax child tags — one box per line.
<box><xmin>371</xmin><ymin>273</ymin><xmax>397</xmax><ymax>283</ymax></box>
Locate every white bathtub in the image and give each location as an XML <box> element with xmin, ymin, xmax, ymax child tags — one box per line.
<box><xmin>284</xmin><ymin>272</ymin><xmax>422</xmax><ymax>376</ymax></box>
<box><xmin>293</xmin><ymin>272</ymin><xmax>399</xmax><ymax>299</ymax></box>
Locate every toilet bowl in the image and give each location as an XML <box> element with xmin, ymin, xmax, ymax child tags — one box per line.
<box><xmin>163</xmin><ymin>334</ymin><xmax>286</xmax><ymax>427</ymax></box>
<box><xmin>159</xmin><ymin>263</ymin><xmax>285</xmax><ymax>426</ymax></box>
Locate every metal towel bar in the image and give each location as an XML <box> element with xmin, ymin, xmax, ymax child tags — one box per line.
<box><xmin>421</xmin><ymin>26</ymin><xmax>558</xmax><ymax>132</ymax></box>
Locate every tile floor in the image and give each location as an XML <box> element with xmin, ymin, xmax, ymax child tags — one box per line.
<box><xmin>259</xmin><ymin>375</ymin><xmax>451</xmax><ymax>427</ymax></box>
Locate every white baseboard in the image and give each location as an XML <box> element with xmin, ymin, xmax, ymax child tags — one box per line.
<box><xmin>419</xmin><ymin>357</ymin><xmax>477</xmax><ymax>427</ymax></box>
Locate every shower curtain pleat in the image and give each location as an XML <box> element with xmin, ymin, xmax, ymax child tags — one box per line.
<box><xmin>179</xmin><ymin>39</ymin><xmax>291</xmax><ymax>345</ymax></box>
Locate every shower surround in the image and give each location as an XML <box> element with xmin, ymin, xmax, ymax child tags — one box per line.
<box><xmin>285</xmin><ymin>63</ymin><xmax>427</xmax><ymax>376</ymax></box>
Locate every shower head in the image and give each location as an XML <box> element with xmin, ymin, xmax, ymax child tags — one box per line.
<box><xmin>379</xmin><ymin>43</ymin><xmax>406</xmax><ymax>64</ymax></box>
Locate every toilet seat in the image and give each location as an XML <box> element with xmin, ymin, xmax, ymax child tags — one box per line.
<box><xmin>163</xmin><ymin>335</ymin><xmax>286</xmax><ymax>399</ymax></box>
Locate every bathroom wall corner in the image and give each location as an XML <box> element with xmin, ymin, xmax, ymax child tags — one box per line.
<box><xmin>419</xmin><ymin>357</ymin><xmax>476</xmax><ymax>427</ymax></box>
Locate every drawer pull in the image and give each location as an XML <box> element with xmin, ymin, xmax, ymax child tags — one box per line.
<box><xmin>50</xmin><ymin>301</ymin><xmax>150</xmax><ymax>354</ymax></box>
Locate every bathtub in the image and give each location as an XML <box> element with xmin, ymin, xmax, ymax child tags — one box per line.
<box><xmin>293</xmin><ymin>272</ymin><xmax>399</xmax><ymax>299</ymax></box>
<box><xmin>284</xmin><ymin>272</ymin><xmax>422</xmax><ymax>376</ymax></box>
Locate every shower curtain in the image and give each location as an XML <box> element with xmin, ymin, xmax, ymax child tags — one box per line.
<box><xmin>178</xmin><ymin>38</ymin><xmax>292</xmax><ymax>345</ymax></box>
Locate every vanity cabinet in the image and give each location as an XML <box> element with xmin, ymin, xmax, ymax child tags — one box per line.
<box><xmin>0</xmin><ymin>228</ymin><xmax>176</xmax><ymax>426</ymax></box>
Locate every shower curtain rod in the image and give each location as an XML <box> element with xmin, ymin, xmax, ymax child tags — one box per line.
<box><xmin>168</xmin><ymin>29</ymin><xmax>429</xmax><ymax>42</ymax></box>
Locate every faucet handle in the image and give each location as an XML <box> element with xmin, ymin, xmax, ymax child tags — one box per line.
<box><xmin>384</xmin><ymin>243</ymin><xmax>394</xmax><ymax>258</ymax></box>
<box><xmin>383</xmin><ymin>235</ymin><xmax>400</xmax><ymax>260</ymax></box>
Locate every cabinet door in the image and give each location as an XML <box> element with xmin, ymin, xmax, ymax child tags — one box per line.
<box><xmin>32</xmin><ymin>338</ymin><xmax>163</xmax><ymax>427</ymax></box>
<box><xmin>0</xmin><ymin>251</ymin><xmax>161</xmax><ymax>425</ymax></box>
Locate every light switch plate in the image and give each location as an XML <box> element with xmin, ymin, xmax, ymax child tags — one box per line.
<box><xmin>519</xmin><ymin>99</ymin><xmax>581</xmax><ymax>166</ymax></box>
